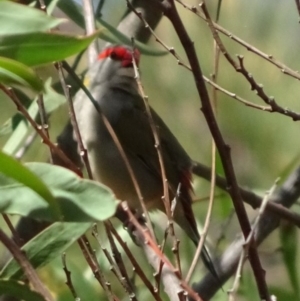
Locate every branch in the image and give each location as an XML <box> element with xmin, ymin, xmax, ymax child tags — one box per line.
<box><xmin>0</xmin><ymin>230</ymin><xmax>53</xmax><ymax>301</ymax></box>
<box><xmin>192</xmin><ymin>161</ymin><xmax>300</xmax><ymax>227</ymax></box>
<box><xmin>193</xmin><ymin>166</ymin><xmax>300</xmax><ymax>300</ymax></box>
<box><xmin>160</xmin><ymin>1</ymin><xmax>270</xmax><ymax>299</ymax></box>
<box><xmin>176</xmin><ymin>0</ymin><xmax>300</xmax><ymax>82</ymax></box>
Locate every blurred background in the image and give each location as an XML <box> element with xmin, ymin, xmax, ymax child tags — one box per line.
<box><xmin>1</xmin><ymin>0</ymin><xmax>300</xmax><ymax>300</ymax></box>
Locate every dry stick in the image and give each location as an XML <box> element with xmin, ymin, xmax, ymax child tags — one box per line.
<box><xmin>155</xmin><ymin>229</ymin><xmax>168</xmax><ymax>293</ymax></box>
<box><xmin>192</xmin><ymin>161</ymin><xmax>300</xmax><ymax>227</ymax></box>
<box><xmin>61</xmin><ymin>61</ymin><xmax>156</xmax><ymax>241</ymax></box>
<box><xmin>62</xmin><ymin>253</ymin><xmax>78</xmax><ymax>299</ymax></box>
<box><xmin>194</xmin><ymin>167</ymin><xmax>300</xmax><ymax>300</ymax></box>
<box><xmin>80</xmin><ymin>233</ymin><xmax>119</xmax><ymax>300</ymax></box>
<box><xmin>228</xmin><ymin>180</ymin><xmax>278</xmax><ymax>301</ymax></box>
<box><xmin>154</xmin><ymin>186</ymin><xmax>182</xmax><ymax>288</ymax></box>
<box><xmin>81</xmin><ymin>232</ymin><xmax>123</xmax><ymax>300</ymax></box>
<box><xmin>94</xmin><ymin>224</ymin><xmax>138</xmax><ymax>301</ymax></box>
<box><xmin>161</xmin><ymin>1</ymin><xmax>270</xmax><ymax>300</ymax></box>
<box><xmin>186</xmin><ymin>8</ymin><xmax>222</xmax><ymax>281</ymax></box>
<box><xmin>37</xmin><ymin>94</ymin><xmax>54</xmax><ymax>162</ymax></box>
<box><xmin>227</xmin><ymin>246</ymin><xmax>244</xmax><ymax>301</ymax></box>
<box><xmin>56</xmin><ymin>62</ymin><xmax>93</xmax><ymax>179</ymax></box>
<box><xmin>199</xmin><ymin>1</ymin><xmax>300</xmax><ymax>121</ymax></box>
<box><xmin>186</xmin><ymin>148</ymin><xmax>216</xmax><ymax>283</ymax></box>
<box><xmin>130</xmin><ymin>37</ymin><xmax>181</xmax><ymax>273</ymax></box>
<box><xmin>176</xmin><ymin>0</ymin><xmax>300</xmax><ymax>82</ymax></box>
<box><xmin>77</xmin><ymin>237</ymin><xmax>117</xmax><ymax>301</ymax></box>
<box><xmin>121</xmin><ymin>202</ymin><xmax>203</xmax><ymax>301</ymax></box>
<box><xmin>106</xmin><ymin>221</ymin><xmax>163</xmax><ymax>301</ymax></box>
<box><xmin>1</xmin><ymin>214</ymin><xmax>22</xmax><ymax>246</ymax></box>
<box><xmin>0</xmin><ymin>85</ymin><xmax>80</xmax><ymax>175</ymax></box>
<box><xmin>0</xmin><ymin>229</ymin><xmax>53</xmax><ymax>301</ymax></box>
<box><xmin>91</xmin><ymin>248</ymin><xmax>117</xmax><ymax>300</ymax></box>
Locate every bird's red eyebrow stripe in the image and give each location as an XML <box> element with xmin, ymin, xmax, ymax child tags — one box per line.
<box><xmin>98</xmin><ymin>47</ymin><xmax>129</xmax><ymax>60</ymax></box>
<box><xmin>97</xmin><ymin>46</ymin><xmax>140</xmax><ymax>66</ymax></box>
<box><xmin>98</xmin><ymin>48</ymin><xmax>113</xmax><ymax>59</ymax></box>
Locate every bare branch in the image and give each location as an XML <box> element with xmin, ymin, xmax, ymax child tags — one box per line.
<box><xmin>160</xmin><ymin>1</ymin><xmax>270</xmax><ymax>299</ymax></box>
<box><xmin>193</xmin><ymin>167</ymin><xmax>300</xmax><ymax>299</ymax></box>
<box><xmin>0</xmin><ymin>230</ymin><xmax>53</xmax><ymax>301</ymax></box>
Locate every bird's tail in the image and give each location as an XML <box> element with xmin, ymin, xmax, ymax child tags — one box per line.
<box><xmin>200</xmin><ymin>243</ymin><xmax>219</xmax><ymax>281</ymax></box>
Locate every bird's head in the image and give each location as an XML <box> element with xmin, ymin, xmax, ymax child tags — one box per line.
<box><xmin>98</xmin><ymin>45</ymin><xmax>140</xmax><ymax>68</ymax></box>
<box><xmin>94</xmin><ymin>45</ymin><xmax>140</xmax><ymax>85</ymax></box>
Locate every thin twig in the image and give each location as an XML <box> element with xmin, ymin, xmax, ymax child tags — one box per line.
<box><xmin>62</xmin><ymin>253</ymin><xmax>78</xmax><ymax>299</ymax></box>
<box><xmin>199</xmin><ymin>1</ymin><xmax>300</xmax><ymax>121</ymax></box>
<box><xmin>0</xmin><ymin>84</ymin><xmax>80</xmax><ymax>175</ymax></box>
<box><xmin>77</xmin><ymin>236</ymin><xmax>117</xmax><ymax>301</ymax></box>
<box><xmin>228</xmin><ymin>179</ymin><xmax>278</xmax><ymax>301</ymax></box>
<box><xmin>37</xmin><ymin>94</ymin><xmax>53</xmax><ymax>162</ymax></box>
<box><xmin>161</xmin><ymin>1</ymin><xmax>270</xmax><ymax>299</ymax></box>
<box><xmin>176</xmin><ymin>0</ymin><xmax>300</xmax><ymax>81</ymax></box>
<box><xmin>56</xmin><ymin>62</ymin><xmax>93</xmax><ymax>179</ymax></box>
<box><xmin>130</xmin><ymin>37</ymin><xmax>181</xmax><ymax>271</ymax></box>
<box><xmin>125</xmin><ymin>6</ymin><xmax>284</xmax><ymax>119</ymax></box>
<box><xmin>121</xmin><ymin>202</ymin><xmax>203</xmax><ymax>301</ymax></box>
<box><xmin>186</xmin><ymin>2</ymin><xmax>222</xmax><ymax>281</ymax></box>
<box><xmin>106</xmin><ymin>221</ymin><xmax>163</xmax><ymax>301</ymax></box>
<box><xmin>1</xmin><ymin>214</ymin><xmax>22</xmax><ymax>246</ymax></box>
<box><xmin>192</xmin><ymin>161</ymin><xmax>300</xmax><ymax>227</ymax></box>
<box><xmin>0</xmin><ymin>229</ymin><xmax>53</xmax><ymax>301</ymax></box>
<box><xmin>94</xmin><ymin>224</ymin><xmax>137</xmax><ymax>300</ymax></box>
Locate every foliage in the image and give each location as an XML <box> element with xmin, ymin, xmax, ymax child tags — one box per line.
<box><xmin>0</xmin><ymin>0</ymin><xmax>300</xmax><ymax>300</ymax></box>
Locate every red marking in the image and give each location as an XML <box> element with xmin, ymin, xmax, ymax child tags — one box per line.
<box><xmin>98</xmin><ymin>46</ymin><xmax>140</xmax><ymax>67</ymax></box>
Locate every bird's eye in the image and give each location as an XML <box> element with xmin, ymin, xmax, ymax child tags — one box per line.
<box><xmin>110</xmin><ymin>51</ymin><xmax>118</xmax><ymax>60</ymax></box>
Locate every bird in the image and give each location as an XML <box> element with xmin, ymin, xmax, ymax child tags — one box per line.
<box><xmin>73</xmin><ymin>44</ymin><xmax>217</xmax><ymax>278</ymax></box>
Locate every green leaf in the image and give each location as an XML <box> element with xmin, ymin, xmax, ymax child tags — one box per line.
<box><xmin>0</xmin><ymin>56</ymin><xmax>44</xmax><ymax>91</ymax></box>
<box><xmin>0</xmin><ymin>280</ymin><xmax>45</xmax><ymax>301</ymax></box>
<box><xmin>0</xmin><ymin>162</ymin><xmax>118</xmax><ymax>222</ymax></box>
<box><xmin>279</xmin><ymin>222</ymin><xmax>299</xmax><ymax>298</ymax></box>
<box><xmin>0</xmin><ymin>151</ymin><xmax>60</xmax><ymax>218</ymax></box>
<box><xmin>0</xmin><ymin>222</ymin><xmax>92</xmax><ymax>279</ymax></box>
<box><xmin>0</xmin><ymin>1</ymin><xmax>64</xmax><ymax>35</ymax></box>
<box><xmin>0</xmin><ymin>31</ymin><xmax>101</xmax><ymax>66</ymax></box>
